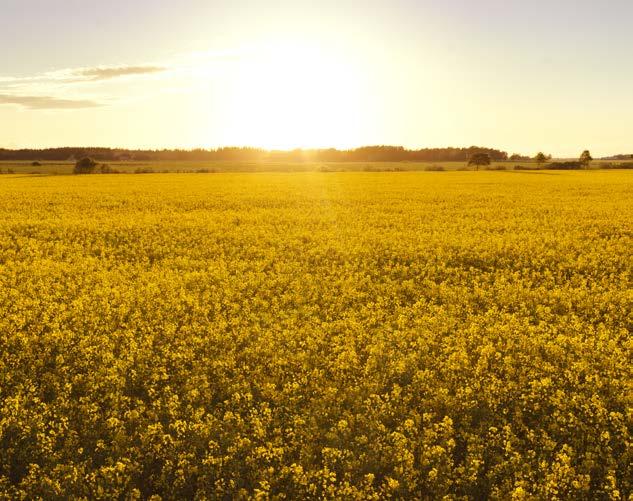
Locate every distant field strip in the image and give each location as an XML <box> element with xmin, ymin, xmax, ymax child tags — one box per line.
<box><xmin>0</xmin><ymin>171</ymin><xmax>631</xmax><ymax>498</ymax></box>
<box><xmin>1</xmin><ymin>159</ymin><xmax>631</xmax><ymax>174</ymax></box>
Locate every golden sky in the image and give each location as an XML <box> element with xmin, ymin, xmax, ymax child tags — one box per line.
<box><xmin>2</xmin><ymin>0</ymin><xmax>632</xmax><ymax>157</ymax></box>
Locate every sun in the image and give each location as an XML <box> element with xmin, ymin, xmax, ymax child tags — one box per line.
<box><xmin>221</xmin><ymin>42</ymin><xmax>369</xmax><ymax>149</ymax></box>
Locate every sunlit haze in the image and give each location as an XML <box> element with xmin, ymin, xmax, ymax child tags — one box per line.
<box><xmin>2</xmin><ymin>0</ymin><xmax>633</xmax><ymax>156</ymax></box>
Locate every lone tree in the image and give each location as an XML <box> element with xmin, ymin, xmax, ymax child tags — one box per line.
<box><xmin>468</xmin><ymin>152</ymin><xmax>491</xmax><ymax>171</ymax></box>
<box><xmin>580</xmin><ymin>150</ymin><xmax>593</xmax><ymax>169</ymax></box>
<box><xmin>535</xmin><ymin>152</ymin><xmax>547</xmax><ymax>168</ymax></box>
<box><xmin>74</xmin><ymin>157</ymin><xmax>97</xmax><ymax>174</ymax></box>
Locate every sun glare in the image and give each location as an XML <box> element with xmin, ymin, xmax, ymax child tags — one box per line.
<box><xmin>222</xmin><ymin>43</ymin><xmax>368</xmax><ymax>149</ymax></box>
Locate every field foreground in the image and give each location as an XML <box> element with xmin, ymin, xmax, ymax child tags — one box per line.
<box><xmin>0</xmin><ymin>171</ymin><xmax>631</xmax><ymax>499</ymax></box>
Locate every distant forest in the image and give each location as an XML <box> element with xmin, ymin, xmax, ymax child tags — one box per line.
<box><xmin>0</xmin><ymin>146</ymin><xmax>511</xmax><ymax>162</ymax></box>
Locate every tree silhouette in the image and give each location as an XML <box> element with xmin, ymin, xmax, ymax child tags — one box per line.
<box><xmin>580</xmin><ymin>150</ymin><xmax>593</xmax><ymax>169</ymax></box>
<box><xmin>509</xmin><ymin>153</ymin><xmax>528</xmax><ymax>161</ymax></box>
<box><xmin>468</xmin><ymin>153</ymin><xmax>491</xmax><ymax>171</ymax></box>
<box><xmin>535</xmin><ymin>152</ymin><xmax>547</xmax><ymax>169</ymax></box>
<box><xmin>74</xmin><ymin>157</ymin><xmax>97</xmax><ymax>174</ymax></box>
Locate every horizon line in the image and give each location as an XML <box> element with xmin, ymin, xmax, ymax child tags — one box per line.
<box><xmin>1</xmin><ymin>145</ymin><xmax>630</xmax><ymax>160</ymax></box>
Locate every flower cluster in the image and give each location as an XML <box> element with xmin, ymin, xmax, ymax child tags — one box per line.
<box><xmin>0</xmin><ymin>171</ymin><xmax>630</xmax><ymax>499</ymax></box>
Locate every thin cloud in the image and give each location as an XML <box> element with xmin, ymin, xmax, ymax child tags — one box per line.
<box><xmin>0</xmin><ymin>53</ymin><xmax>233</xmax><ymax>109</ymax></box>
<box><xmin>0</xmin><ymin>94</ymin><xmax>101</xmax><ymax>109</ymax></box>
<box><xmin>0</xmin><ymin>64</ymin><xmax>167</xmax><ymax>87</ymax></box>
<box><xmin>78</xmin><ymin>65</ymin><xmax>166</xmax><ymax>81</ymax></box>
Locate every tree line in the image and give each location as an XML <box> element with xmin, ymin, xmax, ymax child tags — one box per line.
<box><xmin>70</xmin><ymin>150</ymin><xmax>608</xmax><ymax>174</ymax></box>
<box><xmin>0</xmin><ymin>146</ymin><xmax>510</xmax><ymax>163</ymax></box>
<box><xmin>468</xmin><ymin>150</ymin><xmax>596</xmax><ymax>170</ymax></box>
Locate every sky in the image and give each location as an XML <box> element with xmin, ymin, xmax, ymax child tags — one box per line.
<box><xmin>1</xmin><ymin>0</ymin><xmax>632</xmax><ymax>157</ymax></box>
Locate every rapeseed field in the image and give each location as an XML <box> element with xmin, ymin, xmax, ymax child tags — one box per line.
<box><xmin>0</xmin><ymin>171</ymin><xmax>631</xmax><ymax>499</ymax></box>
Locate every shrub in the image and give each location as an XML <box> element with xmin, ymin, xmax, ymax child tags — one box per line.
<box><xmin>424</xmin><ymin>165</ymin><xmax>445</xmax><ymax>172</ymax></box>
<box><xmin>99</xmin><ymin>164</ymin><xmax>120</xmax><ymax>174</ymax></box>
<box><xmin>32</xmin><ymin>161</ymin><xmax>42</xmax><ymax>167</ymax></box>
<box><xmin>544</xmin><ymin>161</ymin><xmax>582</xmax><ymax>170</ymax></box>
<box><xmin>74</xmin><ymin>157</ymin><xmax>98</xmax><ymax>174</ymax></box>
<box><xmin>362</xmin><ymin>165</ymin><xmax>404</xmax><ymax>172</ymax></box>
<box><xmin>600</xmin><ymin>162</ymin><xmax>633</xmax><ymax>169</ymax></box>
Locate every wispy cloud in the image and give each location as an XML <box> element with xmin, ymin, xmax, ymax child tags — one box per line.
<box><xmin>0</xmin><ymin>63</ymin><xmax>167</xmax><ymax>109</ymax></box>
<box><xmin>0</xmin><ymin>94</ymin><xmax>101</xmax><ymax>109</ymax></box>
<box><xmin>0</xmin><ymin>64</ymin><xmax>168</xmax><ymax>88</ymax></box>
<box><xmin>76</xmin><ymin>65</ymin><xmax>166</xmax><ymax>81</ymax></box>
<box><xmin>0</xmin><ymin>51</ymin><xmax>238</xmax><ymax>110</ymax></box>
